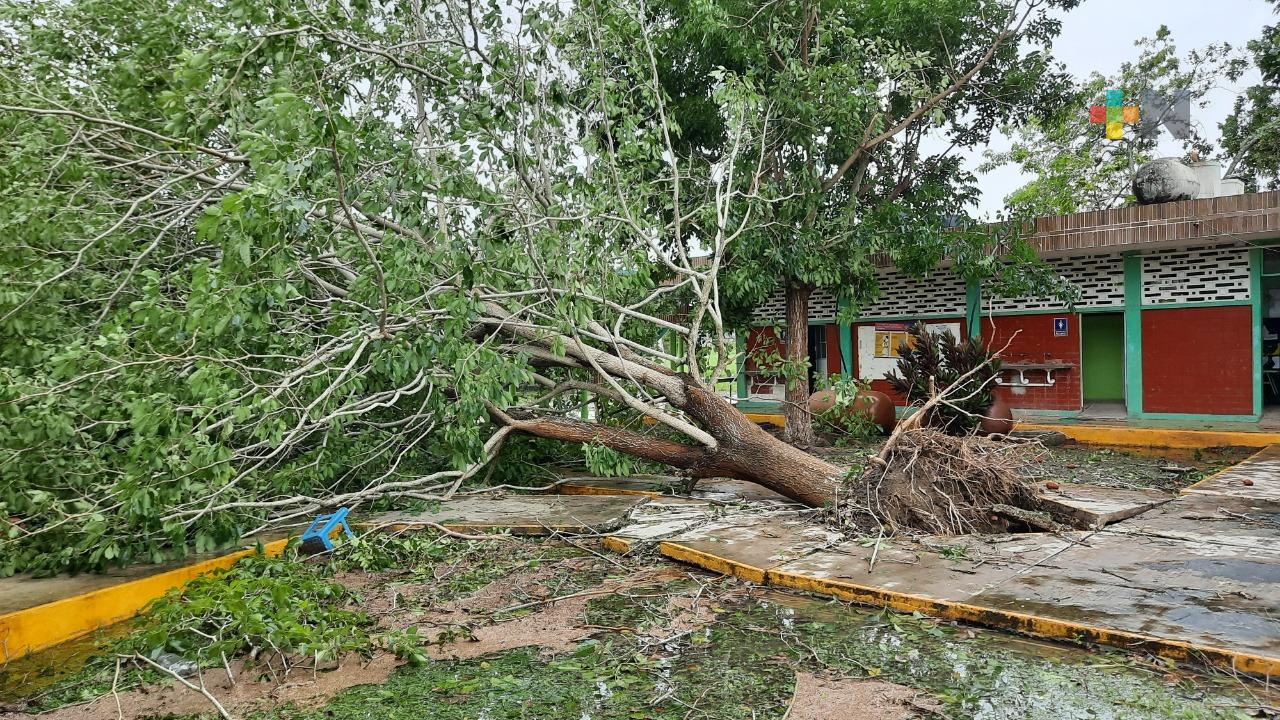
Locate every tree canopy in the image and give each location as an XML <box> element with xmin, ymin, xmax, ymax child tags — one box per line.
<box><xmin>1</xmin><ymin>0</ymin><xmax>806</xmax><ymax>574</ymax></box>
<box><xmin>1222</xmin><ymin>0</ymin><xmax>1280</xmax><ymax>191</ymax></box>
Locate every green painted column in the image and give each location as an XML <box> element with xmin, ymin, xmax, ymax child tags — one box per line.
<box><xmin>839</xmin><ymin>323</ymin><xmax>853</xmax><ymax>376</ymax></box>
<box><xmin>837</xmin><ymin>297</ymin><xmax>853</xmax><ymax>377</ymax></box>
<box><xmin>735</xmin><ymin>332</ymin><xmax>748</xmax><ymax>401</ymax></box>
<box><xmin>1123</xmin><ymin>252</ymin><xmax>1143</xmax><ymax>416</ymax></box>
<box><xmin>965</xmin><ymin>282</ymin><xmax>982</xmax><ymax>340</ymax></box>
<box><xmin>1251</xmin><ymin>247</ymin><xmax>1263</xmax><ymax>418</ymax></box>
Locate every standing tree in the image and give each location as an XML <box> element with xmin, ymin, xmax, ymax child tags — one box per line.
<box><xmin>1222</xmin><ymin>0</ymin><xmax>1280</xmax><ymax>190</ymax></box>
<box><xmin>628</xmin><ymin>0</ymin><xmax>1077</xmax><ymax>444</ymax></box>
<box><xmin>983</xmin><ymin>26</ymin><xmax>1246</xmax><ymax>215</ymax></box>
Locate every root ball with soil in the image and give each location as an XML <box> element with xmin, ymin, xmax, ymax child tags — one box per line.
<box><xmin>831</xmin><ymin>428</ymin><xmax>1042</xmax><ymax>536</ymax></box>
<box><xmin>828</xmin><ymin>324</ymin><xmax>1046</xmax><ymax>537</ymax></box>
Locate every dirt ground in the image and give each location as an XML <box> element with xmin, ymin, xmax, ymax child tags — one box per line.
<box><xmin>0</xmin><ymin>550</ymin><xmax>691</xmax><ymax>720</ymax></box>
<box><xmin>2</xmin><ymin>534</ymin><xmax>1273</xmax><ymax>720</ymax></box>
<box><xmin>784</xmin><ymin>673</ymin><xmax>941</xmax><ymax>720</ymax></box>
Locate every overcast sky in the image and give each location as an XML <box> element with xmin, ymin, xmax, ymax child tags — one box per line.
<box><xmin>965</xmin><ymin>0</ymin><xmax>1274</xmax><ymax>218</ymax></box>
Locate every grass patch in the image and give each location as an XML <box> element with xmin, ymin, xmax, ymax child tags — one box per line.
<box><xmin>1021</xmin><ymin>445</ymin><xmax>1255</xmax><ymax>491</ymax></box>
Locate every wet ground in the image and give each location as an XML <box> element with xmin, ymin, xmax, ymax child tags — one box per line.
<box><xmin>233</xmin><ymin>587</ymin><xmax>1274</xmax><ymax>719</ymax></box>
<box><xmin>1</xmin><ymin>537</ymin><xmax>1275</xmax><ymax>720</ymax></box>
<box><xmin>1</xmin><ymin>442</ymin><xmax>1275</xmax><ymax>719</ymax></box>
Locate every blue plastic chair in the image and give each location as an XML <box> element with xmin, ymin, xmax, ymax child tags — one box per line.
<box><xmin>298</xmin><ymin>507</ymin><xmax>355</xmax><ymax>553</ymax></box>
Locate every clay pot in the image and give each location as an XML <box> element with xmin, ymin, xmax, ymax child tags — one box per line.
<box><xmin>807</xmin><ymin>388</ymin><xmax>896</xmax><ymax>433</ymax></box>
<box><xmin>979</xmin><ymin>395</ymin><xmax>1014</xmax><ymax>436</ymax></box>
<box><xmin>856</xmin><ymin>390</ymin><xmax>897</xmax><ymax>432</ymax></box>
<box><xmin>807</xmin><ymin>389</ymin><xmax>838</xmax><ymax>415</ymax></box>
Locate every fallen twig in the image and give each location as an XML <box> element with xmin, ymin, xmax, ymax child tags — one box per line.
<box><xmin>128</xmin><ymin>653</ymin><xmax>234</xmax><ymax>720</ymax></box>
<box><xmin>111</xmin><ymin>657</ymin><xmax>123</xmax><ymax>720</ymax></box>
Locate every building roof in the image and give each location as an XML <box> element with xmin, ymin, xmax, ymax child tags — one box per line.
<box><xmin>1025</xmin><ymin>190</ymin><xmax>1280</xmax><ymax>257</ymax></box>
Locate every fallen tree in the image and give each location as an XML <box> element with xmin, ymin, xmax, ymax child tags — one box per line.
<box><xmin>0</xmin><ymin>0</ymin><xmax>1056</xmax><ymax>575</ymax></box>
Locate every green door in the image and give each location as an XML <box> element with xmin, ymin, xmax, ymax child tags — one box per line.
<box><xmin>1082</xmin><ymin>313</ymin><xmax>1125</xmax><ymax>402</ymax></box>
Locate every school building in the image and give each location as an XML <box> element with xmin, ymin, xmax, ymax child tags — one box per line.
<box><xmin>738</xmin><ymin>189</ymin><xmax>1280</xmax><ymax>424</ymax></box>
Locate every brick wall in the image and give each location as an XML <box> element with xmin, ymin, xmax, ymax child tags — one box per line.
<box><xmin>1141</xmin><ymin>305</ymin><xmax>1254</xmax><ymax>415</ymax></box>
<box><xmin>826</xmin><ymin>324</ymin><xmax>842</xmax><ymax>378</ymax></box>
<box><xmin>980</xmin><ymin>314</ymin><xmax>1082</xmax><ymax>411</ymax></box>
<box><xmin>744</xmin><ymin>327</ymin><xmax>782</xmax><ymax>394</ymax></box>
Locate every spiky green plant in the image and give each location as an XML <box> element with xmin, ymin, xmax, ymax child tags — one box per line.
<box><xmin>884</xmin><ymin>324</ymin><xmax>1001</xmax><ymax>434</ymax></box>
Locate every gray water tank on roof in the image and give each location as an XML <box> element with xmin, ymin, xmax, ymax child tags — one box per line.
<box><xmin>1133</xmin><ymin>158</ymin><xmax>1200</xmax><ymax>204</ymax></box>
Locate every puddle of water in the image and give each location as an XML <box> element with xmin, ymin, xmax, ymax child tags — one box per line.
<box><xmin>0</xmin><ymin>622</ymin><xmax>133</xmax><ymax>702</ymax></box>
<box><xmin>1151</xmin><ymin>558</ymin><xmax>1280</xmax><ymax>584</ymax></box>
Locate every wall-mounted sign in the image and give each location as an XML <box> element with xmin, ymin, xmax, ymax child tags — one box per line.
<box><xmin>1054</xmin><ymin>317</ymin><xmax>1068</xmax><ymax>337</ymax></box>
<box><xmin>873</xmin><ymin>322</ymin><xmax>914</xmax><ymax>358</ymax></box>
<box><xmin>857</xmin><ymin>322</ymin><xmax>961</xmax><ymax>380</ymax></box>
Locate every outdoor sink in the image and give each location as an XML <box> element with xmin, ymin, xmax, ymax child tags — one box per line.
<box><xmin>996</xmin><ymin>361</ymin><xmax>1074</xmax><ymax>387</ymax></box>
<box><xmin>1002</xmin><ymin>361</ymin><xmax>1074</xmax><ymax>370</ymax></box>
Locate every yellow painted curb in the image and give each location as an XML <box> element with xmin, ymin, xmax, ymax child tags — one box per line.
<box><xmin>601</xmin><ymin>536</ymin><xmax>635</xmax><ymax>554</ymax></box>
<box><xmin>743</xmin><ymin>412</ymin><xmax>785</xmax><ymax>427</ymax></box>
<box><xmin>0</xmin><ymin>538</ymin><xmax>290</xmax><ymax>664</ymax></box>
<box><xmin>657</xmin><ymin>541</ymin><xmax>767</xmax><ymax>584</ymax></box>
<box><xmin>646</xmin><ymin>412</ymin><xmax>785</xmax><ymax>427</ymax></box>
<box><xmin>1018</xmin><ymin>423</ymin><xmax>1280</xmax><ymax>449</ymax></box>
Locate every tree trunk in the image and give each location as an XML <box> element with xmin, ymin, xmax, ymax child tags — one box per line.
<box><xmin>497</xmin><ymin>376</ymin><xmax>843</xmax><ymax>508</ymax></box>
<box><xmin>783</xmin><ymin>281</ymin><xmax>815</xmax><ymax>447</ymax></box>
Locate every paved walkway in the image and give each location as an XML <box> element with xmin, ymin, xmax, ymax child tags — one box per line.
<box><xmin>1182</xmin><ymin>444</ymin><xmax>1280</xmax><ymax>500</ymax></box>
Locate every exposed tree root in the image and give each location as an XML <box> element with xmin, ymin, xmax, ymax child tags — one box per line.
<box><xmin>990</xmin><ymin>503</ymin><xmax>1070</xmax><ymax>533</ymax></box>
<box><xmin>830</xmin><ymin>428</ymin><xmax>1042</xmax><ymax>536</ymax></box>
